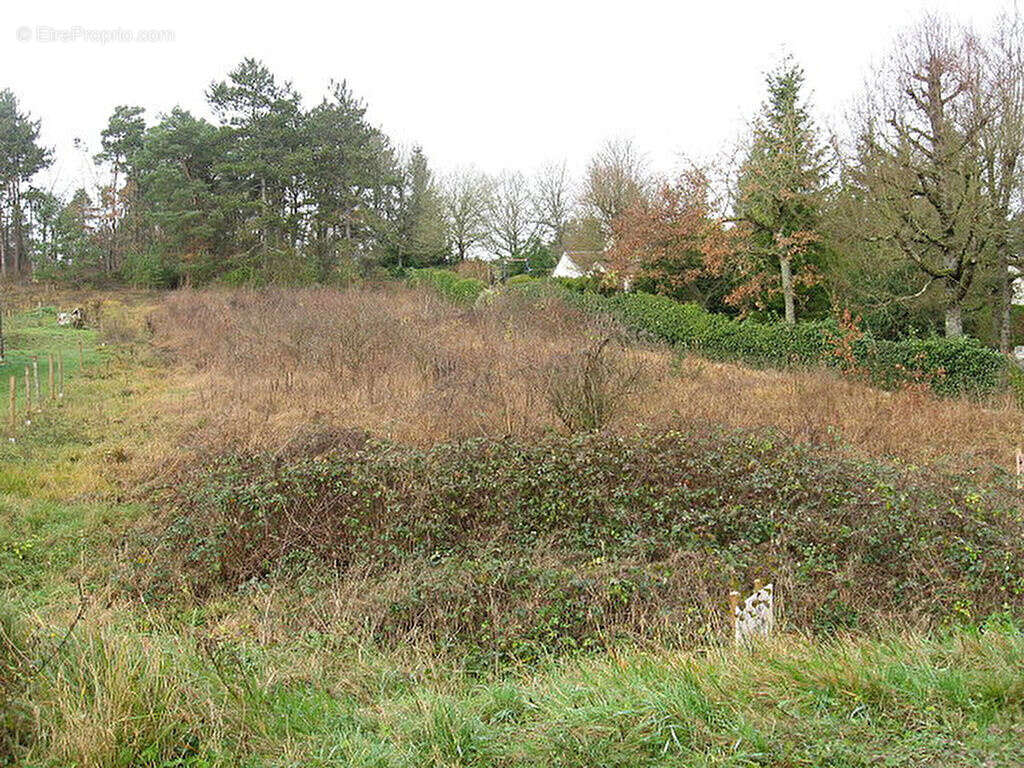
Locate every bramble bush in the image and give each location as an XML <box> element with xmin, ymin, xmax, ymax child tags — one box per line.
<box><xmin>140</xmin><ymin>426</ymin><xmax>1024</xmax><ymax>658</ymax></box>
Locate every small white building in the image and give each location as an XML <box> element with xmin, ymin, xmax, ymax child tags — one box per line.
<box><xmin>551</xmin><ymin>250</ymin><xmax>607</xmax><ymax>279</ymax></box>
<box><xmin>1007</xmin><ymin>267</ymin><xmax>1024</xmax><ymax>363</ymax></box>
<box><xmin>1013</xmin><ymin>267</ymin><xmax>1024</xmax><ymax>306</ymax></box>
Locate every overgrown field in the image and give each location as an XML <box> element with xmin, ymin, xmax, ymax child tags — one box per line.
<box><xmin>2</xmin><ymin>283</ymin><xmax>1024</xmax><ymax>766</ymax></box>
<box><xmin>148</xmin><ymin>285</ymin><xmax>1023</xmax><ymax>471</ymax></box>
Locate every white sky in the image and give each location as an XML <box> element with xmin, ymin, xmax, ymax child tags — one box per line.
<box><xmin>2</xmin><ymin>0</ymin><xmax>1014</xmax><ymax>198</ymax></box>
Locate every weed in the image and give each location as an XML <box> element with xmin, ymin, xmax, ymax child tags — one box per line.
<box><xmin>544</xmin><ymin>337</ymin><xmax>646</xmax><ymax>432</ymax></box>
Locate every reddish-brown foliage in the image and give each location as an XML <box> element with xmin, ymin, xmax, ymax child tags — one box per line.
<box><xmin>609</xmin><ymin>169</ymin><xmax>741</xmax><ymax>298</ymax></box>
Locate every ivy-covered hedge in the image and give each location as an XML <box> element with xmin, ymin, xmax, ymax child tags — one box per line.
<box><xmin>563</xmin><ymin>291</ymin><xmax>1010</xmax><ymax>398</ymax></box>
<box><xmin>408</xmin><ymin>268</ymin><xmax>487</xmax><ymax>305</ymax></box>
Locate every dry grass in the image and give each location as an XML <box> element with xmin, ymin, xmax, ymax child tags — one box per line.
<box><xmin>145</xmin><ymin>284</ymin><xmax>1023</xmax><ymax>473</ymax></box>
<box><xmin>648</xmin><ymin>355</ymin><xmax>1024</xmax><ymax>472</ymax></box>
<box><xmin>148</xmin><ymin>285</ymin><xmax>644</xmax><ymax>454</ymax></box>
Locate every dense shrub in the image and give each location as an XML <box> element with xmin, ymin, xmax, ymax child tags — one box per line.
<box><xmin>408</xmin><ymin>268</ymin><xmax>487</xmax><ymax>305</ymax></box>
<box><xmin>143</xmin><ymin>427</ymin><xmax>1024</xmax><ymax>658</ymax></box>
<box><xmin>119</xmin><ymin>250</ymin><xmax>181</xmax><ymax>289</ymax></box>
<box><xmin>562</xmin><ymin>291</ymin><xmax>1010</xmax><ymax>397</ymax></box>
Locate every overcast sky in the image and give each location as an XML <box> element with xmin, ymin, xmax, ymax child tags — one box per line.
<box><xmin>3</xmin><ymin>0</ymin><xmax>1015</xmax><ymax>197</ymax></box>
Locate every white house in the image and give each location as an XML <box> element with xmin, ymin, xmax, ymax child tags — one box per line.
<box><xmin>551</xmin><ymin>250</ymin><xmax>607</xmax><ymax>279</ymax></box>
<box><xmin>1013</xmin><ymin>266</ymin><xmax>1024</xmax><ymax>306</ymax></box>
<box><xmin>1006</xmin><ymin>267</ymin><xmax>1024</xmax><ymax>363</ymax></box>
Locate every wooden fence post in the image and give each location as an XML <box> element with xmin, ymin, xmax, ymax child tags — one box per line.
<box><xmin>31</xmin><ymin>357</ymin><xmax>40</xmax><ymax>410</ymax></box>
<box><xmin>48</xmin><ymin>354</ymin><xmax>55</xmax><ymax>401</ymax></box>
<box><xmin>8</xmin><ymin>376</ymin><xmax>14</xmax><ymax>434</ymax></box>
<box><xmin>23</xmin><ymin>366</ymin><xmax>31</xmax><ymax>420</ymax></box>
<box><xmin>58</xmin><ymin>353</ymin><xmax>64</xmax><ymax>399</ymax></box>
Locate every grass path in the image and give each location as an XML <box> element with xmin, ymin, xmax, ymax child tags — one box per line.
<box><xmin>0</xmin><ymin>307</ymin><xmax>100</xmax><ymax>416</ymax></box>
<box><xmin>0</xmin><ymin>299</ymin><xmax>160</xmax><ymax>614</ymax></box>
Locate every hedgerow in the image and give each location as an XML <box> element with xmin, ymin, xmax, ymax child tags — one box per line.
<box><xmin>561</xmin><ymin>290</ymin><xmax>1010</xmax><ymax>397</ymax></box>
<box><xmin>411</xmin><ymin>272</ymin><xmax>1010</xmax><ymax>397</ymax></box>
<box><xmin>142</xmin><ymin>426</ymin><xmax>1024</xmax><ymax>659</ymax></box>
<box><xmin>408</xmin><ymin>267</ymin><xmax>487</xmax><ymax>305</ymax></box>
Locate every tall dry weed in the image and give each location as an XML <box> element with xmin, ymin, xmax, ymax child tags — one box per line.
<box><xmin>149</xmin><ymin>286</ymin><xmax>638</xmax><ymax>456</ymax></box>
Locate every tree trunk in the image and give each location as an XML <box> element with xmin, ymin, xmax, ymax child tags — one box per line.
<box><xmin>260</xmin><ymin>176</ymin><xmax>267</xmax><ymax>242</ymax></box>
<box><xmin>942</xmin><ymin>245</ymin><xmax>965</xmax><ymax>338</ymax></box>
<box><xmin>998</xmin><ymin>250</ymin><xmax>1013</xmax><ymax>353</ymax></box>
<box><xmin>779</xmin><ymin>254</ymin><xmax>796</xmax><ymax>324</ymax></box>
<box><xmin>11</xmin><ymin>182</ymin><xmax>23</xmax><ymax>275</ymax></box>
<box><xmin>945</xmin><ymin>279</ymin><xmax>964</xmax><ymax>338</ymax></box>
<box><xmin>109</xmin><ymin>168</ymin><xmax>118</xmax><ymax>273</ymax></box>
<box><xmin>0</xmin><ymin>206</ymin><xmax>7</xmax><ymax>278</ymax></box>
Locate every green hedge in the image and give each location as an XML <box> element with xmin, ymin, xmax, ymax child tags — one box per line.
<box><xmin>567</xmin><ymin>291</ymin><xmax>1009</xmax><ymax>397</ymax></box>
<box><xmin>408</xmin><ymin>268</ymin><xmax>487</xmax><ymax>305</ymax></box>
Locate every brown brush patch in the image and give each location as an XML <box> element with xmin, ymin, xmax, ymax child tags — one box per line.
<box><xmin>146</xmin><ymin>285</ymin><xmax>643</xmax><ymax>456</ymax></box>
<box><xmin>139</xmin><ymin>284</ymin><xmax>1022</xmax><ymax>475</ymax></box>
<box><xmin>644</xmin><ymin>354</ymin><xmax>1023</xmax><ymax>472</ymax></box>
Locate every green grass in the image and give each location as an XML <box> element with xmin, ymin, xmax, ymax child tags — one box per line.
<box><xmin>3</xmin><ymin>616</ymin><xmax>1021</xmax><ymax>766</ymax></box>
<box><xmin>1</xmin><ymin>305</ymin><xmax>101</xmax><ymax>414</ymax></box>
<box><xmin>0</xmin><ymin>300</ymin><xmax>166</xmax><ymax>502</ymax></box>
<box><xmin>0</xmin><ymin>302</ymin><xmax>153</xmax><ymax>614</ymax></box>
<box><xmin>0</xmin><ymin>494</ymin><xmax>142</xmax><ymax>611</ymax></box>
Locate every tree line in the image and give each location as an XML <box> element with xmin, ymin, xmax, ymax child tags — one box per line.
<box><xmin>611</xmin><ymin>12</ymin><xmax>1024</xmax><ymax>347</ymax></box>
<box><xmin>2</xmin><ymin>11</ymin><xmax>1024</xmax><ymax>345</ymax></box>
<box><xmin>0</xmin><ymin>58</ymin><xmax>597</xmax><ymax>289</ymax></box>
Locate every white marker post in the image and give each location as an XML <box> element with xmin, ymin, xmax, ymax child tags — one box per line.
<box><xmin>731</xmin><ymin>581</ymin><xmax>775</xmax><ymax>646</ymax></box>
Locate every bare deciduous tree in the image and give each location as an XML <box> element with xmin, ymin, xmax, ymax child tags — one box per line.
<box><xmin>979</xmin><ymin>10</ymin><xmax>1024</xmax><ymax>351</ymax></box>
<box><xmin>531</xmin><ymin>161</ymin><xmax>574</xmax><ymax>251</ymax></box>
<box><xmin>487</xmin><ymin>171</ymin><xmax>536</xmax><ymax>262</ymax></box>
<box><xmin>853</xmin><ymin>16</ymin><xmax>992</xmax><ymax>338</ymax></box>
<box><xmin>442</xmin><ymin>167</ymin><xmax>492</xmax><ymax>262</ymax></box>
<box><xmin>582</xmin><ymin>139</ymin><xmax>649</xmax><ymax>241</ymax></box>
